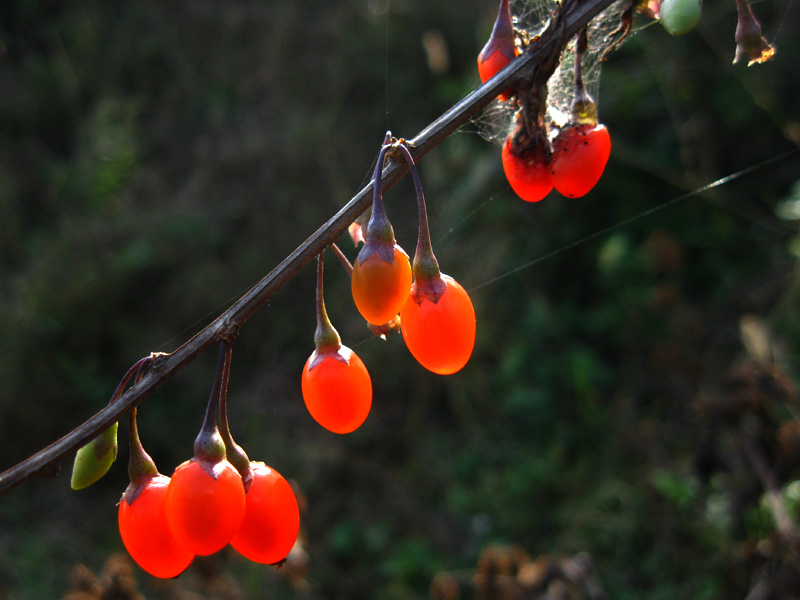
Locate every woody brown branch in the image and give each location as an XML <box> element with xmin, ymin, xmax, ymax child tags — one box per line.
<box><xmin>0</xmin><ymin>0</ymin><xmax>618</xmax><ymax>497</ymax></box>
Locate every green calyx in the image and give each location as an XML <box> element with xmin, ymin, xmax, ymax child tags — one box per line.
<box><xmin>70</xmin><ymin>422</ymin><xmax>119</xmax><ymax>490</ymax></box>
<box><xmin>194</xmin><ymin>426</ymin><xmax>228</xmax><ymax>468</ymax></box>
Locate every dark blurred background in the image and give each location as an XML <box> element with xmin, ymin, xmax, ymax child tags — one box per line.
<box><xmin>1</xmin><ymin>0</ymin><xmax>800</xmax><ymax>598</ymax></box>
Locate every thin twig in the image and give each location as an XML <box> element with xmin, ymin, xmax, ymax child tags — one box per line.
<box><xmin>0</xmin><ymin>0</ymin><xmax>617</xmax><ymax>497</ymax></box>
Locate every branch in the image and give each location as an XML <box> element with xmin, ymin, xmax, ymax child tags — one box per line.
<box><xmin>0</xmin><ymin>0</ymin><xmax>617</xmax><ymax>496</ymax></box>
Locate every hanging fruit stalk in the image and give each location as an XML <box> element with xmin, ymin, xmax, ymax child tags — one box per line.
<box><xmin>214</xmin><ymin>341</ymin><xmax>300</xmax><ymax>565</ymax></box>
<box><xmin>396</xmin><ymin>143</ymin><xmax>476</xmax><ymax>375</ymax></box>
<box><xmin>71</xmin><ymin>355</ymin><xmax>154</xmax><ymax>490</ymax></box>
<box><xmin>351</xmin><ymin>137</ymin><xmax>413</xmax><ymax>327</ymax></box>
<box><xmin>164</xmin><ymin>343</ymin><xmax>247</xmax><ymax>556</ymax></box>
<box><xmin>302</xmin><ymin>250</ymin><xmax>373</xmax><ymax>434</ymax></box>
<box><xmin>550</xmin><ymin>28</ymin><xmax>612</xmax><ymax>198</ymax></box>
<box><xmin>118</xmin><ymin>405</ymin><xmax>195</xmax><ymax>578</ymax></box>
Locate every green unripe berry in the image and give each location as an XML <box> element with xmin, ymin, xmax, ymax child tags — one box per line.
<box><xmin>660</xmin><ymin>0</ymin><xmax>702</xmax><ymax>36</ymax></box>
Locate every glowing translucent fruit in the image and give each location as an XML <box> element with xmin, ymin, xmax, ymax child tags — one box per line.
<box><xmin>351</xmin><ymin>245</ymin><xmax>412</xmax><ymax>326</ymax></box>
<box><xmin>118</xmin><ymin>474</ymin><xmax>195</xmax><ymax>578</ymax></box>
<box><xmin>400</xmin><ymin>275</ymin><xmax>476</xmax><ymax>375</ymax></box>
<box><xmin>164</xmin><ymin>459</ymin><xmax>246</xmax><ymax>556</ymax></box>
<box><xmin>301</xmin><ymin>347</ymin><xmax>372</xmax><ymax>434</ymax></box>
<box><xmin>501</xmin><ymin>137</ymin><xmax>553</xmax><ymax>203</ymax></box>
<box><xmin>478</xmin><ymin>48</ymin><xmax>512</xmax><ymax>84</ymax></box>
<box><xmin>550</xmin><ymin>124</ymin><xmax>611</xmax><ymax>198</ymax></box>
<box><xmin>231</xmin><ymin>462</ymin><xmax>300</xmax><ymax>564</ymax></box>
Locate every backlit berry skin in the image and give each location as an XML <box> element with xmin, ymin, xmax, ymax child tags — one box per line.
<box><xmin>477</xmin><ymin>0</ymin><xmax>517</xmax><ymax>101</ymax></box>
<box><xmin>478</xmin><ymin>48</ymin><xmax>517</xmax><ymax>101</ymax></box>
<box><xmin>400</xmin><ymin>275</ymin><xmax>476</xmax><ymax>375</ymax></box>
<box><xmin>230</xmin><ymin>463</ymin><xmax>300</xmax><ymax>564</ymax></box>
<box><xmin>478</xmin><ymin>48</ymin><xmax>511</xmax><ymax>85</ymax></box>
<box><xmin>351</xmin><ymin>245</ymin><xmax>412</xmax><ymax>326</ymax></box>
<box><xmin>550</xmin><ymin>124</ymin><xmax>611</xmax><ymax>198</ymax></box>
<box><xmin>301</xmin><ymin>347</ymin><xmax>372</xmax><ymax>434</ymax></box>
<box><xmin>118</xmin><ymin>475</ymin><xmax>195</xmax><ymax>578</ymax></box>
<box><xmin>165</xmin><ymin>459</ymin><xmax>246</xmax><ymax>556</ymax></box>
<box><xmin>501</xmin><ymin>136</ymin><xmax>553</xmax><ymax>203</ymax></box>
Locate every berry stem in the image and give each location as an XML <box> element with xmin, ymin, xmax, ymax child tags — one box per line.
<box><xmin>123</xmin><ymin>357</ymin><xmax>160</xmax><ymax>500</ymax></box>
<box><xmin>110</xmin><ymin>356</ymin><xmax>154</xmax><ymax>406</ymax></box>
<box><xmin>91</xmin><ymin>354</ymin><xmax>154</xmax><ymax>458</ymax></box>
<box><xmin>313</xmin><ymin>249</ymin><xmax>342</xmax><ymax>354</ymax></box>
<box><xmin>330</xmin><ymin>242</ymin><xmax>354</xmax><ymax>277</ymax></box>
<box><xmin>193</xmin><ymin>344</ymin><xmax>228</xmax><ymax>465</ymax></box>
<box><xmin>489</xmin><ymin>0</ymin><xmax>515</xmax><ymax>59</ymax></box>
<box><xmin>217</xmin><ymin>341</ymin><xmax>254</xmax><ymax>491</ymax></box>
<box><xmin>571</xmin><ymin>27</ymin><xmax>597</xmax><ymax>125</ymax></box>
<box><xmin>124</xmin><ymin>407</ymin><xmax>159</xmax><ymax>503</ymax></box>
<box><xmin>362</xmin><ymin>136</ymin><xmax>399</xmax><ymax>264</ymax></box>
<box><xmin>397</xmin><ymin>143</ymin><xmax>446</xmax><ymax>300</ymax></box>
<box><xmin>0</xmin><ymin>0</ymin><xmax>620</xmax><ymax>497</ymax></box>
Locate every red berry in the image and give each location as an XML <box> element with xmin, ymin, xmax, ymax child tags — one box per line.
<box><xmin>301</xmin><ymin>346</ymin><xmax>372</xmax><ymax>434</ymax></box>
<box><xmin>478</xmin><ymin>48</ymin><xmax>513</xmax><ymax>86</ymax></box>
<box><xmin>501</xmin><ymin>136</ymin><xmax>553</xmax><ymax>203</ymax></box>
<box><xmin>165</xmin><ymin>459</ymin><xmax>246</xmax><ymax>556</ymax></box>
<box><xmin>477</xmin><ymin>0</ymin><xmax>517</xmax><ymax>100</ymax></box>
<box><xmin>230</xmin><ymin>463</ymin><xmax>300</xmax><ymax>564</ymax></box>
<box><xmin>351</xmin><ymin>244</ymin><xmax>412</xmax><ymax>326</ymax></box>
<box><xmin>118</xmin><ymin>474</ymin><xmax>195</xmax><ymax>578</ymax></box>
<box><xmin>550</xmin><ymin>123</ymin><xmax>611</xmax><ymax>198</ymax></box>
<box><xmin>400</xmin><ymin>275</ymin><xmax>476</xmax><ymax>375</ymax></box>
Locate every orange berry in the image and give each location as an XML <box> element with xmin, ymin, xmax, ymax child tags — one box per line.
<box><xmin>400</xmin><ymin>275</ymin><xmax>476</xmax><ymax>375</ymax></box>
<box><xmin>351</xmin><ymin>244</ymin><xmax>412</xmax><ymax>325</ymax></box>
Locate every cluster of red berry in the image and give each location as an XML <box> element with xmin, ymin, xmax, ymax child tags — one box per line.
<box><xmin>117</xmin><ymin>348</ymin><xmax>300</xmax><ymax>578</ymax></box>
<box><xmin>301</xmin><ymin>138</ymin><xmax>477</xmax><ymax>434</ymax></box>
<box><xmin>477</xmin><ymin>0</ymin><xmax>612</xmax><ymax>203</ymax></box>
<box><xmin>73</xmin><ymin>137</ymin><xmax>476</xmax><ymax>580</ymax></box>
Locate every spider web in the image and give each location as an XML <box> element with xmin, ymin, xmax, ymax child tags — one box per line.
<box><xmin>474</xmin><ymin>0</ymin><xmax>630</xmax><ymax>145</ymax></box>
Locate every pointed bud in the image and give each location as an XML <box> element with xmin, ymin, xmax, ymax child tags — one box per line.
<box><xmin>71</xmin><ymin>422</ymin><xmax>119</xmax><ymax>490</ymax></box>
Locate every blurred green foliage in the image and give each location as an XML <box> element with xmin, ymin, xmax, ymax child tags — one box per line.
<box><xmin>1</xmin><ymin>0</ymin><xmax>800</xmax><ymax>598</ymax></box>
